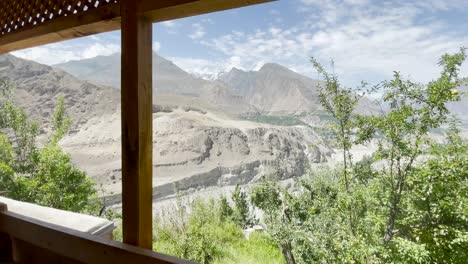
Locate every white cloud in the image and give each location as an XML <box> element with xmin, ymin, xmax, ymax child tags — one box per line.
<box><xmin>189</xmin><ymin>23</ymin><xmax>206</xmax><ymax>40</ymax></box>
<box><xmin>169</xmin><ymin>57</ymin><xmax>223</xmax><ymax>80</ymax></box>
<box><xmin>11</xmin><ymin>45</ymin><xmax>81</xmax><ymax>65</ymax></box>
<box><xmin>8</xmin><ymin>0</ymin><xmax>468</xmax><ymax>86</ymax></box>
<box><xmin>269</xmin><ymin>9</ymin><xmax>280</xmax><ymax>15</ymax></box>
<box><xmin>80</xmin><ymin>43</ymin><xmax>120</xmax><ymax>58</ymax></box>
<box><xmin>153</xmin><ymin>41</ymin><xmax>161</xmax><ymax>52</ymax></box>
<box><xmin>199</xmin><ymin>0</ymin><xmax>468</xmax><ymax>85</ymax></box>
<box><xmin>169</xmin><ymin>55</ymin><xmax>248</xmax><ymax>80</ymax></box>
<box><xmin>161</xmin><ymin>21</ymin><xmax>176</xmax><ymax>28</ymax></box>
<box><xmin>11</xmin><ymin>42</ymin><xmax>120</xmax><ymax>65</ymax></box>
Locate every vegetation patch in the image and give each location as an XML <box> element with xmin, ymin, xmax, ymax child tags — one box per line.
<box><xmin>239</xmin><ymin>114</ymin><xmax>307</xmax><ymax>126</ymax></box>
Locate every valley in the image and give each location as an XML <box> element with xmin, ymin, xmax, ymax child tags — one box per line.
<box><xmin>1</xmin><ymin>52</ymin><xmax>465</xmax><ymax>208</ymax></box>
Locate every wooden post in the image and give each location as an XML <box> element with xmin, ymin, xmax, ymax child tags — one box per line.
<box><xmin>120</xmin><ymin>0</ymin><xmax>153</xmax><ymax>249</ymax></box>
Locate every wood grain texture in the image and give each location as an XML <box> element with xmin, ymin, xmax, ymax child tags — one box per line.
<box><xmin>120</xmin><ymin>0</ymin><xmax>153</xmax><ymax>250</ymax></box>
<box><xmin>0</xmin><ymin>232</ymin><xmax>12</xmax><ymax>263</ymax></box>
<box><xmin>0</xmin><ymin>204</ymin><xmax>12</xmax><ymax>262</ymax></box>
<box><xmin>145</xmin><ymin>0</ymin><xmax>276</xmax><ymax>23</ymax></box>
<box><xmin>0</xmin><ymin>210</ymin><xmax>194</xmax><ymax>263</ymax></box>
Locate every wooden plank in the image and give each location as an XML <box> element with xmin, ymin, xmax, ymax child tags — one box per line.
<box><xmin>0</xmin><ymin>210</ymin><xmax>194</xmax><ymax>264</ymax></box>
<box><xmin>143</xmin><ymin>0</ymin><xmax>276</xmax><ymax>23</ymax></box>
<box><xmin>0</xmin><ymin>232</ymin><xmax>12</xmax><ymax>263</ymax></box>
<box><xmin>0</xmin><ymin>203</ymin><xmax>12</xmax><ymax>262</ymax></box>
<box><xmin>12</xmin><ymin>238</ymin><xmax>82</xmax><ymax>264</ymax></box>
<box><xmin>120</xmin><ymin>0</ymin><xmax>153</xmax><ymax>250</ymax></box>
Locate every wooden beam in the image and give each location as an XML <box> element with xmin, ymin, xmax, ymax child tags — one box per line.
<box><xmin>0</xmin><ymin>209</ymin><xmax>193</xmax><ymax>263</ymax></box>
<box><xmin>143</xmin><ymin>0</ymin><xmax>276</xmax><ymax>23</ymax></box>
<box><xmin>120</xmin><ymin>0</ymin><xmax>153</xmax><ymax>250</ymax></box>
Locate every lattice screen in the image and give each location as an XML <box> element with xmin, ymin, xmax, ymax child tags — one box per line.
<box><xmin>0</xmin><ymin>0</ymin><xmax>120</xmax><ymax>36</ymax></box>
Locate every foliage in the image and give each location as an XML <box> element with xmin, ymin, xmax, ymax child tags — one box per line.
<box><xmin>250</xmin><ymin>181</ymin><xmax>297</xmax><ymax>264</ymax></box>
<box><xmin>0</xmin><ymin>81</ymin><xmax>98</xmax><ymax>213</ymax></box>
<box><xmin>354</xmin><ymin>48</ymin><xmax>466</xmax><ymax>249</ymax></box>
<box><xmin>215</xmin><ymin>232</ymin><xmax>285</xmax><ymax>264</ymax></box>
<box><xmin>245</xmin><ymin>49</ymin><xmax>467</xmax><ymax>263</ymax></box>
<box><xmin>311</xmin><ymin>57</ymin><xmax>369</xmax><ymax>237</ymax></box>
<box><xmin>394</xmin><ymin>126</ymin><xmax>468</xmax><ymax>263</ymax></box>
<box><xmin>310</xmin><ymin>58</ymin><xmax>361</xmax><ymax>183</ymax></box>
<box><xmin>10</xmin><ymin>145</ymin><xmax>97</xmax><ymax>212</ymax></box>
<box><xmin>219</xmin><ymin>195</ymin><xmax>234</xmax><ymax>221</ymax></box>
<box><xmin>153</xmin><ymin>197</ymin><xmax>283</xmax><ymax>264</ymax></box>
<box><xmin>250</xmin><ymin>170</ymin><xmax>381</xmax><ymax>264</ymax></box>
<box><xmin>232</xmin><ymin>184</ymin><xmax>257</xmax><ymax>228</ymax></box>
<box><xmin>50</xmin><ymin>96</ymin><xmax>72</xmax><ymax>145</ymax></box>
<box><xmin>240</xmin><ymin>114</ymin><xmax>307</xmax><ymax>126</ymax></box>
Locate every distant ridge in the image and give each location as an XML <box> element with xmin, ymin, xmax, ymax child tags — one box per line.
<box><xmin>55</xmin><ymin>52</ymin><xmax>378</xmax><ymax>115</ymax></box>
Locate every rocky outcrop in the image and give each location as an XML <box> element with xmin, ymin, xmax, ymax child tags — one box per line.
<box><xmin>61</xmin><ymin>108</ymin><xmax>332</xmax><ymax>200</ymax></box>
<box><xmin>0</xmin><ymin>54</ymin><xmax>119</xmax><ymax>131</ymax></box>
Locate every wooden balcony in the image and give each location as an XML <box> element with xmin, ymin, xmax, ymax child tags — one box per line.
<box><xmin>0</xmin><ymin>0</ymin><xmax>274</xmax><ymax>262</ymax></box>
<box><xmin>0</xmin><ymin>200</ymin><xmax>193</xmax><ymax>263</ymax></box>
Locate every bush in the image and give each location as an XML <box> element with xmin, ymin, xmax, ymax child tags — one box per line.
<box><xmin>0</xmin><ymin>80</ymin><xmax>98</xmax><ymax>213</ymax></box>
<box><xmin>153</xmin><ymin>197</ymin><xmax>283</xmax><ymax>264</ymax></box>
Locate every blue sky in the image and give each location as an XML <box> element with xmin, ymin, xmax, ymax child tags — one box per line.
<box><xmin>11</xmin><ymin>0</ymin><xmax>468</xmax><ymax>86</ymax></box>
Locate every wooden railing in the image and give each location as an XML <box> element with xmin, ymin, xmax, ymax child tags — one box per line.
<box><xmin>0</xmin><ymin>203</ymin><xmax>194</xmax><ymax>264</ymax></box>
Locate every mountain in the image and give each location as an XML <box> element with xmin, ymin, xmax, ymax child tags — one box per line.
<box><xmin>56</xmin><ymin>53</ymin><xmax>379</xmax><ymax>116</ymax></box>
<box><xmin>219</xmin><ymin>63</ymin><xmax>380</xmax><ymax>115</ymax></box>
<box><xmin>55</xmin><ymin>53</ymin><xmax>257</xmax><ymax>114</ymax></box>
<box><xmin>1</xmin><ymin>54</ymin><xmax>332</xmax><ymax>202</ymax></box>
<box><xmin>219</xmin><ymin>64</ymin><xmax>322</xmax><ymax>114</ymax></box>
<box><xmin>0</xmin><ymin>54</ymin><xmax>119</xmax><ymax>130</ymax></box>
<box><xmin>4</xmin><ymin>53</ymin><xmax>464</xmax><ymax>204</ymax></box>
<box><xmin>56</xmin><ymin>53</ymin><xmax>320</xmax><ymax>116</ymax></box>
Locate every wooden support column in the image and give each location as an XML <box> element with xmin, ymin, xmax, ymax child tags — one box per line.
<box><xmin>120</xmin><ymin>0</ymin><xmax>153</xmax><ymax>249</ymax></box>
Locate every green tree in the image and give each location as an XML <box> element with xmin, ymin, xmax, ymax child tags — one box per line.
<box><xmin>219</xmin><ymin>195</ymin><xmax>234</xmax><ymax>221</ymax></box>
<box><xmin>232</xmin><ymin>184</ymin><xmax>256</xmax><ymax>228</ymax></box>
<box><xmin>250</xmin><ymin>181</ymin><xmax>297</xmax><ymax>264</ymax></box>
<box><xmin>310</xmin><ymin>58</ymin><xmax>371</xmax><ymax>236</ymax></box>
<box><xmin>393</xmin><ymin>125</ymin><xmax>468</xmax><ymax>263</ymax></box>
<box><xmin>355</xmin><ymin>48</ymin><xmax>466</xmax><ymax>246</ymax></box>
<box><xmin>310</xmin><ymin>58</ymin><xmax>361</xmax><ymax>191</ymax></box>
<box><xmin>1</xmin><ymin>102</ymin><xmax>39</xmax><ymax>173</ymax></box>
<box><xmin>50</xmin><ymin>96</ymin><xmax>72</xmax><ymax>145</ymax></box>
<box><xmin>0</xmin><ymin>80</ymin><xmax>98</xmax><ymax>213</ymax></box>
<box><xmin>151</xmin><ymin>46</ymin><xmax>467</xmax><ymax>263</ymax></box>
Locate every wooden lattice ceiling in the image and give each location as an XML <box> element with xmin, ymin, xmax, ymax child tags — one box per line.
<box><xmin>0</xmin><ymin>0</ymin><xmax>274</xmax><ymax>54</ymax></box>
<box><xmin>0</xmin><ymin>0</ymin><xmax>119</xmax><ymax>36</ymax></box>
<box><xmin>0</xmin><ymin>0</ymin><xmax>274</xmax><ymax>251</ymax></box>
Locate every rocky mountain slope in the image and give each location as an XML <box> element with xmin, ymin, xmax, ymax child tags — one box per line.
<box><xmin>0</xmin><ymin>54</ymin><xmax>119</xmax><ymax>131</ymax></box>
<box><xmin>218</xmin><ymin>64</ymin><xmax>379</xmax><ymax>115</ymax></box>
<box><xmin>57</xmin><ymin>52</ymin><xmax>381</xmax><ymax>117</ymax></box>
<box><xmin>57</xmin><ymin>54</ymin><xmax>328</xmax><ymax>115</ymax></box>
<box><xmin>219</xmin><ymin>64</ymin><xmax>323</xmax><ymax>114</ymax></box>
<box><xmin>1</xmin><ymin>54</ymin><xmax>332</xmax><ymax>202</ymax></box>
<box><xmin>61</xmin><ymin>105</ymin><xmax>331</xmax><ymax>201</ymax></box>
<box><xmin>55</xmin><ymin>53</ymin><xmax>257</xmax><ymax>114</ymax></box>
